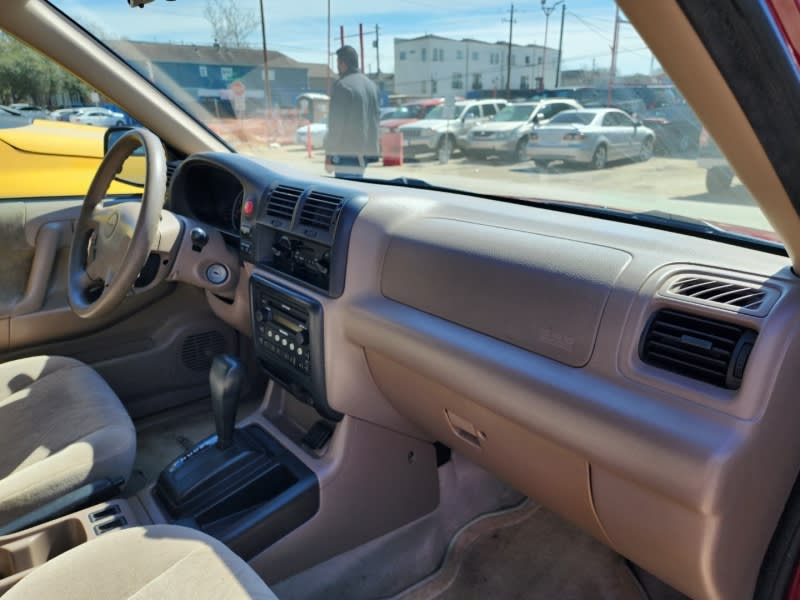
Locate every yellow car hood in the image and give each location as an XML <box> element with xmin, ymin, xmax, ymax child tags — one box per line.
<box><xmin>0</xmin><ymin>119</ymin><xmax>105</xmax><ymax>158</ymax></box>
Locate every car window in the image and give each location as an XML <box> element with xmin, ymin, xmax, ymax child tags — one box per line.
<box><xmin>41</xmin><ymin>0</ymin><xmax>777</xmax><ymax>244</ymax></box>
<box><xmin>550</xmin><ymin>111</ymin><xmax>596</xmax><ymax>126</ymax></box>
<box><xmin>464</xmin><ymin>105</ymin><xmax>480</xmax><ymax>119</ymax></box>
<box><xmin>602</xmin><ymin>113</ymin><xmax>617</xmax><ymax>127</ymax></box>
<box><xmin>495</xmin><ymin>104</ymin><xmax>534</xmax><ymax>122</ymax></box>
<box><xmin>0</xmin><ymin>30</ymin><xmax>139</xmax><ymax>199</ymax></box>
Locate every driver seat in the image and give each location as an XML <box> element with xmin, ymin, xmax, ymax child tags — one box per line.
<box><xmin>0</xmin><ymin>355</ymin><xmax>136</xmax><ymax>525</ymax></box>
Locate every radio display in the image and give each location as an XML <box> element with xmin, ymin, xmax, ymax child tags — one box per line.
<box><xmin>273</xmin><ymin>311</ymin><xmax>302</xmax><ymax>333</ymax></box>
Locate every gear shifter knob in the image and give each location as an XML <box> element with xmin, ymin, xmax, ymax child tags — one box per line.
<box><xmin>210</xmin><ymin>355</ymin><xmax>244</xmax><ymax>450</ymax></box>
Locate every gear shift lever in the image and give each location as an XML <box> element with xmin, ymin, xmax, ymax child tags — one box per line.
<box><xmin>210</xmin><ymin>355</ymin><xmax>244</xmax><ymax>450</ymax></box>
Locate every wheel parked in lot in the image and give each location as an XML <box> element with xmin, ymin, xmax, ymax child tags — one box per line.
<box><xmin>509</xmin><ymin>138</ymin><xmax>528</xmax><ymax>163</ymax></box>
<box><xmin>638</xmin><ymin>137</ymin><xmax>654</xmax><ymax>162</ymax></box>
<box><xmin>591</xmin><ymin>144</ymin><xmax>608</xmax><ymax>170</ymax></box>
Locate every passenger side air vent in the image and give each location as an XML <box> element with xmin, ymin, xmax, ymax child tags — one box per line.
<box><xmin>299</xmin><ymin>191</ymin><xmax>343</xmax><ymax>231</ymax></box>
<box><xmin>667</xmin><ymin>275</ymin><xmax>768</xmax><ymax>311</ymax></box>
<box><xmin>266</xmin><ymin>185</ymin><xmax>303</xmax><ymax>220</ymax></box>
<box><xmin>639</xmin><ymin>309</ymin><xmax>757</xmax><ymax>390</ymax></box>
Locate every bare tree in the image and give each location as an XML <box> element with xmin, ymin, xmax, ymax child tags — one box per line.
<box><xmin>204</xmin><ymin>0</ymin><xmax>259</xmax><ymax>49</ymax></box>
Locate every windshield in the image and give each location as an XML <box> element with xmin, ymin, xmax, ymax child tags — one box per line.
<box><xmin>42</xmin><ymin>0</ymin><xmax>778</xmax><ymax>245</ymax></box>
<box><xmin>495</xmin><ymin>105</ymin><xmax>535</xmax><ymax>122</ymax></box>
<box><xmin>388</xmin><ymin>105</ymin><xmax>422</xmax><ymax>120</ymax></box>
<box><xmin>424</xmin><ymin>104</ymin><xmax>462</xmax><ymax>120</ymax></box>
<box><xmin>549</xmin><ymin>112</ymin><xmax>595</xmax><ymax>126</ymax></box>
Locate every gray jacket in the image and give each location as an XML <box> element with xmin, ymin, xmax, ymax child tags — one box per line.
<box><xmin>324</xmin><ymin>71</ymin><xmax>380</xmax><ymax>158</ymax></box>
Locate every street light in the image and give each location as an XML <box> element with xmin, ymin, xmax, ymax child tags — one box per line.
<box><xmin>540</xmin><ymin>0</ymin><xmax>564</xmax><ymax>90</ymax></box>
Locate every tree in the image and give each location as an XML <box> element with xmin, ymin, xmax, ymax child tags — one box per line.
<box><xmin>204</xmin><ymin>0</ymin><xmax>259</xmax><ymax>49</ymax></box>
<box><xmin>0</xmin><ymin>32</ymin><xmax>92</xmax><ymax>107</ymax></box>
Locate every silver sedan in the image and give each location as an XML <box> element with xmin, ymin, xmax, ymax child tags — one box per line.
<box><xmin>526</xmin><ymin>108</ymin><xmax>655</xmax><ymax>169</ymax></box>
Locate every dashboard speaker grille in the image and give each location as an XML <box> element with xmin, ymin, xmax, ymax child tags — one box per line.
<box><xmin>639</xmin><ymin>309</ymin><xmax>756</xmax><ymax>390</ymax></box>
<box><xmin>667</xmin><ymin>275</ymin><xmax>767</xmax><ymax>310</ymax></box>
<box><xmin>266</xmin><ymin>185</ymin><xmax>303</xmax><ymax>220</ymax></box>
<box><xmin>299</xmin><ymin>191</ymin><xmax>343</xmax><ymax>231</ymax></box>
<box><xmin>181</xmin><ymin>331</ymin><xmax>226</xmax><ymax>372</ymax></box>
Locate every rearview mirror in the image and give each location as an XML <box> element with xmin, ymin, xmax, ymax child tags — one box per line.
<box><xmin>104</xmin><ymin>126</ymin><xmax>146</xmax><ymax>187</ymax></box>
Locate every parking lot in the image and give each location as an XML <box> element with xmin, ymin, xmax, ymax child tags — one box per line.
<box><xmin>238</xmin><ymin>141</ymin><xmax>771</xmax><ymax>234</ymax></box>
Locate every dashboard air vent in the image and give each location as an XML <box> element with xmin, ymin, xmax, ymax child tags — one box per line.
<box><xmin>639</xmin><ymin>309</ymin><xmax>757</xmax><ymax>390</ymax></box>
<box><xmin>299</xmin><ymin>191</ymin><xmax>343</xmax><ymax>231</ymax></box>
<box><xmin>165</xmin><ymin>160</ymin><xmax>182</xmax><ymax>190</ymax></box>
<box><xmin>266</xmin><ymin>185</ymin><xmax>303</xmax><ymax>220</ymax></box>
<box><xmin>667</xmin><ymin>275</ymin><xmax>767</xmax><ymax>311</ymax></box>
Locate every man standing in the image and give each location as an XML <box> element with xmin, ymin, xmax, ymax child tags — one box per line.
<box><xmin>324</xmin><ymin>45</ymin><xmax>380</xmax><ymax>179</ymax></box>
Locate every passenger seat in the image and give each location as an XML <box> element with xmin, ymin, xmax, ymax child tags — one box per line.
<box><xmin>4</xmin><ymin>524</ymin><xmax>277</xmax><ymax>599</ymax></box>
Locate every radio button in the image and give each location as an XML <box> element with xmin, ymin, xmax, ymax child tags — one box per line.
<box><xmin>290</xmin><ymin>343</ymin><xmax>295</xmax><ymax>351</ymax></box>
<box><xmin>297</xmin><ymin>348</ymin><xmax>304</xmax><ymax>356</ymax></box>
<box><xmin>294</xmin><ymin>330</ymin><xmax>308</xmax><ymax>346</ymax></box>
<box><xmin>281</xmin><ymin>339</ymin><xmax>288</xmax><ymax>346</ymax></box>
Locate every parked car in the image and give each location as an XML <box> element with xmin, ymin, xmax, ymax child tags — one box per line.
<box><xmin>8</xmin><ymin>103</ymin><xmax>50</xmax><ymax>119</ymax></box>
<box><xmin>628</xmin><ymin>84</ymin><xmax>683</xmax><ymax>110</ymax></box>
<box><xmin>462</xmin><ymin>99</ymin><xmax>582</xmax><ymax>162</ymax></box>
<box><xmin>294</xmin><ymin>121</ymin><xmax>327</xmax><ymax>149</ymax></box>
<box><xmin>604</xmin><ymin>87</ymin><xmax>647</xmax><ymax>116</ymax></box>
<box><xmin>50</xmin><ymin>107</ymin><xmax>86</xmax><ymax>122</ymax></box>
<box><xmin>527</xmin><ymin>108</ymin><xmax>655</xmax><ymax>169</ymax></box>
<box><xmin>380</xmin><ymin>98</ymin><xmax>445</xmax><ymax>134</ymax></box>
<box><xmin>533</xmin><ymin>87</ymin><xmax>605</xmax><ymax>107</ymax></box>
<box><xmin>69</xmin><ymin>107</ymin><xmax>126</xmax><ymax>127</ymax></box>
<box><xmin>397</xmin><ymin>98</ymin><xmax>508</xmax><ymax>162</ymax></box>
<box><xmin>0</xmin><ymin>117</ymin><xmax>142</xmax><ymax>197</ymax></box>
<box><xmin>641</xmin><ymin>102</ymin><xmax>702</xmax><ymax>154</ymax></box>
<box><xmin>697</xmin><ymin>126</ymin><xmax>735</xmax><ymax>193</ymax></box>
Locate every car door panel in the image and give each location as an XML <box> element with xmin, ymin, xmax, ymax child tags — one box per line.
<box><xmin>0</xmin><ymin>196</ymin><xmax>243</xmax><ymax>417</ymax></box>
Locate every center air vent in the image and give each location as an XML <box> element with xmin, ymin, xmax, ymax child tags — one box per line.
<box><xmin>639</xmin><ymin>309</ymin><xmax>757</xmax><ymax>390</ymax></box>
<box><xmin>299</xmin><ymin>191</ymin><xmax>343</xmax><ymax>231</ymax></box>
<box><xmin>266</xmin><ymin>185</ymin><xmax>303</xmax><ymax>220</ymax></box>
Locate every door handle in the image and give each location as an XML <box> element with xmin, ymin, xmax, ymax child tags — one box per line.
<box><xmin>13</xmin><ymin>221</ymin><xmax>68</xmax><ymax>316</ymax></box>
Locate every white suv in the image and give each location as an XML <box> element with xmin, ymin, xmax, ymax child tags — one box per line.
<box><xmin>462</xmin><ymin>99</ymin><xmax>582</xmax><ymax>163</ymax></box>
<box><xmin>398</xmin><ymin>99</ymin><xmax>508</xmax><ymax>163</ymax></box>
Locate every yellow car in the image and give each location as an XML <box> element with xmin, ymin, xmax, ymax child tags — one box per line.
<box><xmin>0</xmin><ymin>117</ymin><xmax>141</xmax><ymax>198</ymax></box>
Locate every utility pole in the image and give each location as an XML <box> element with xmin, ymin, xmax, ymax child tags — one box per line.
<box><xmin>608</xmin><ymin>5</ymin><xmax>621</xmax><ymax>105</ymax></box>
<box><xmin>374</xmin><ymin>24</ymin><xmax>381</xmax><ymax>74</ymax></box>
<box><xmin>359</xmin><ymin>23</ymin><xmax>365</xmax><ymax>73</ymax></box>
<box><xmin>327</xmin><ymin>0</ymin><xmax>331</xmax><ymax>94</ymax></box>
<box><xmin>503</xmin><ymin>4</ymin><xmax>515</xmax><ymax>99</ymax></box>
<box><xmin>555</xmin><ymin>3</ymin><xmax>565</xmax><ymax>87</ymax></box>
<box><xmin>541</xmin><ymin>0</ymin><xmax>564</xmax><ymax>90</ymax></box>
<box><xmin>258</xmin><ymin>0</ymin><xmax>271</xmax><ymax>112</ymax></box>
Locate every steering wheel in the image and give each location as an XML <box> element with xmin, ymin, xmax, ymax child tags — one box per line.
<box><xmin>67</xmin><ymin>128</ymin><xmax>166</xmax><ymax>319</ymax></box>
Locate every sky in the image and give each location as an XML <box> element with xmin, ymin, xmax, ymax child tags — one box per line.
<box><xmin>54</xmin><ymin>0</ymin><xmax>659</xmax><ymax>77</ymax></box>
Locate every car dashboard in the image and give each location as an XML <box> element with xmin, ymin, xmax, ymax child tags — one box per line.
<box><xmin>166</xmin><ymin>151</ymin><xmax>800</xmax><ymax>600</ymax></box>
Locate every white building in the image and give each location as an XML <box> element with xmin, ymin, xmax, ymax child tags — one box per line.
<box><xmin>394</xmin><ymin>35</ymin><xmax>559</xmax><ymax>97</ymax></box>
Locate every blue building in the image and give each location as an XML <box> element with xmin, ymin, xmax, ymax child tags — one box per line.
<box><xmin>107</xmin><ymin>40</ymin><xmax>334</xmax><ymax>113</ymax></box>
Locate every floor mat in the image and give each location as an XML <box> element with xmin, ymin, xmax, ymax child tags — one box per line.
<box><xmin>394</xmin><ymin>500</ymin><xmax>644</xmax><ymax>600</ymax></box>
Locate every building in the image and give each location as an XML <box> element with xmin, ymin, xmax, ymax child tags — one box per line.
<box><xmin>394</xmin><ymin>35</ymin><xmax>559</xmax><ymax>98</ymax></box>
<box><xmin>106</xmin><ymin>40</ymin><xmax>335</xmax><ymax>112</ymax></box>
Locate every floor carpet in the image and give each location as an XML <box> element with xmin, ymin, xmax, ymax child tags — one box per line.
<box><xmin>394</xmin><ymin>500</ymin><xmax>644</xmax><ymax>600</ymax></box>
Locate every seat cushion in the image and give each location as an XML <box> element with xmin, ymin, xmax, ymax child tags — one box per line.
<box><xmin>0</xmin><ymin>355</ymin><xmax>135</xmax><ymax>524</ymax></box>
<box><xmin>4</xmin><ymin>524</ymin><xmax>278</xmax><ymax>599</ymax></box>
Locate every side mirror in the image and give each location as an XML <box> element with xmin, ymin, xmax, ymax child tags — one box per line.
<box><xmin>104</xmin><ymin>126</ymin><xmax>146</xmax><ymax>187</ymax></box>
<box><xmin>533</xmin><ymin>114</ymin><xmax>541</xmax><ymax>124</ymax></box>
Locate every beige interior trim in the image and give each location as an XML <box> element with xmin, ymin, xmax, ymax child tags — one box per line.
<box><xmin>12</xmin><ymin>222</ymin><xmax>65</xmax><ymax>316</ymax></box>
<box><xmin>0</xmin><ymin>0</ymin><xmax>226</xmax><ymax>156</ymax></box>
<box><xmin>618</xmin><ymin>0</ymin><xmax>800</xmax><ymax>267</ymax></box>
<box><xmin>0</xmin><ymin>499</ymin><xmax>140</xmax><ymax>595</ymax></box>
